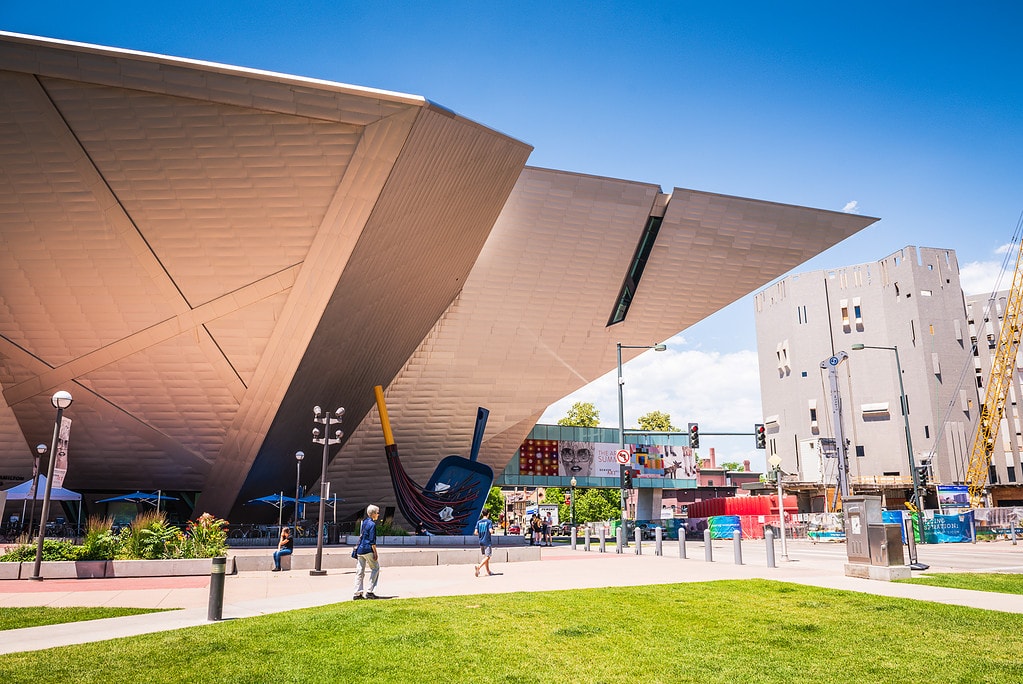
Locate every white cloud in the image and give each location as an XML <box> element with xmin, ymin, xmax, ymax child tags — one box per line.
<box><xmin>539</xmin><ymin>346</ymin><xmax>767</xmax><ymax>470</ymax></box>
<box><xmin>959</xmin><ymin>244</ymin><xmax>1018</xmax><ymax>296</ymax></box>
<box><xmin>842</xmin><ymin>200</ymin><xmax>860</xmax><ymax>214</ymax></box>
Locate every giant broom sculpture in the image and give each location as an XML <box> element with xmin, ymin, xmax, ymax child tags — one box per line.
<box><xmin>374</xmin><ymin>385</ymin><xmax>493</xmax><ymax>535</ymax></box>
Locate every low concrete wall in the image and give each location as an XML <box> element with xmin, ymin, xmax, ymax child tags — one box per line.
<box><xmin>343</xmin><ymin>535</ymin><xmax>525</xmax><ymax>547</ymax></box>
<box><xmin>108</xmin><ymin>558</ymin><xmax>219</xmax><ymax>578</ymax></box>
<box><xmin>0</xmin><ymin>562</ymin><xmax>22</xmax><ymax>580</ymax></box>
<box><xmin>18</xmin><ymin>560</ymin><xmax>108</xmax><ymax>579</ymax></box>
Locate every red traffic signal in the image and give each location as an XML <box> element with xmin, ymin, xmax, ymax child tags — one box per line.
<box><xmin>755</xmin><ymin>423</ymin><xmax>766</xmax><ymax>449</ymax></box>
<box><xmin>688</xmin><ymin>422</ymin><xmax>700</xmax><ymax>449</ymax></box>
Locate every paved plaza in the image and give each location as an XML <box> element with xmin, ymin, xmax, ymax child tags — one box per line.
<box><xmin>3</xmin><ymin>538</ymin><xmax>1023</xmax><ymax>654</ymax></box>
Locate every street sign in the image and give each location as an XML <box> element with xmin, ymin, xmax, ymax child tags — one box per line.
<box><xmin>615</xmin><ymin>449</ymin><xmax>630</xmax><ymax>465</ymax></box>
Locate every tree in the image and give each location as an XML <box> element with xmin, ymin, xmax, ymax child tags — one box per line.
<box><xmin>484</xmin><ymin>486</ymin><xmax>504</xmax><ymax>521</ymax></box>
<box><xmin>573</xmin><ymin>488</ymin><xmax>620</xmax><ymax>523</ymax></box>
<box><xmin>557</xmin><ymin>401</ymin><xmax>600</xmax><ymax>427</ymax></box>
<box><xmin>637</xmin><ymin>410</ymin><xmax>676</xmax><ymax>432</ymax></box>
<box><xmin>720</xmin><ymin>461</ymin><xmax>742</xmax><ymax>471</ymax></box>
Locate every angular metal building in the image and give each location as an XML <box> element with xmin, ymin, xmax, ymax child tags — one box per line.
<box><xmin>0</xmin><ymin>33</ymin><xmax>878</xmax><ymax>521</ymax></box>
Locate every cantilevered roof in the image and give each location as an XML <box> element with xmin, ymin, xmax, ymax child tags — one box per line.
<box><xmin>0</xmin><ymin>33</ymin><xmax>877</xmax><ymax>520</ymax></box>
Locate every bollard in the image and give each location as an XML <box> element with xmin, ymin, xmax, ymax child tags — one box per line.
<box><xmin>616</xmin><ymin>526</ymin><xmax>624</xmax><ymax>554</ymax></box>
<box><xmin>571</xmin><ymin>526</ymin><xmax>577</xmax><ymax>550</ymax></box>
<box><xmin>704</xmin><ymin>528</ymin><xmax>713</xmax><ymax>562</ymax></box>
<box><xmin>765</xmin><ymin>529</ymin><xmax>776</xmax><ymax>568</ymax></box>
<box><xmin>208</xmin><ymin>556</ymin><xmax>227</xmax><ymax>621</ymax></box>
<box><xmin>634</xmin><ymin>527</ymin><xmax>642</xmax><ymax>555</ymax></box>
<box><xmin>970</xmin><ymin>514</ymin><xmax>976</xmax><ymax>544</ymax></box>
<box><xmin>655</xmin><ymin>526</ymin><xmax>663</xmax><ymax>556</ymax></box>
<box><xmin>1013</xmin><ymin>520</ymin><xmax>1018</xmax><ymax>546</ymax></box>
<box><xmin>583</xmin><ymin>525</ymin><xmax>590</xmax><ymax>551</ymax></box>
<box><xmin>599</xmin><ymin>525</ymin><xmax>606</xmax><ymax>553</ymax></box>
<box><xmin>678</xmin><ymin>533</ymin><xmax>687</xmax><ymax>559</ymax></box>
<box><xmin>732</xmin><ymin>529</ymin><xmax>743</xmax><ymax>565</ymax></box>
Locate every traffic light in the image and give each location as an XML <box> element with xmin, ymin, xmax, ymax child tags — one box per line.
<box><xmin>621</xmin><ymin>467</ymin><xmax>634</xmax><ymax>489</ymax></box>
<box><xmin>915</xmin><ymin>464</ymin><xmax>929</xmax><ymax>486</ymax></box>
<box><xmin>688</xmin><ymin>422</ymin><xmax>700</xmax><ymax>449</ymax></box>
<box><xmin>755</xmin><ymin>423</ymin><xmax>766</xmax><ymax>449</ymax></box>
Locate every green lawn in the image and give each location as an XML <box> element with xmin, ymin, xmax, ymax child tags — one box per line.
<box><xmin>899</xmin><ymin>571</ymin><xmax>1023</xmax><ymax>595</ymax></box>
<box><xmin>0</xmin><ymin>606</ymin><xmax>166</xmax><ymax>631</ymax></box>
<box><xmin>1</xmin><ymin>580</ymin><xmax>1021</xmax><ymax>683</ymax></box>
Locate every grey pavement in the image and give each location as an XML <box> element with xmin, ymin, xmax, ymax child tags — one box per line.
<box><xmin>4</xmin><ymin>538</ymin><xmax>1023</xmax><ymax>654</ymax></box>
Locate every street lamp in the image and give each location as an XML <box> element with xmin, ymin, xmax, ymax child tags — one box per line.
<box><xmin>617</xmin><ymin>342</ymin><xmax>667</xmax><ymax>547</ymax></box>
<box><xmin>851</xmin><ymin>344</ymin><xmax>924</xmax><ymax>513</ymax></box>
<box><xmin>310</xmin><ymin>405</ymin><xmax>344</xmax><ymax>576</ymax></box>
<box><xmin>294</xmin><ymin>451</ymin><xmax>305</xmax><ymax>526</ymax></box>
<box><xmin>23</xmin><ymin>443</ymin><xmax>47</xmax><ymax>536</ymax></box>
<box><xmin>30</xmin><ymin>390</ymin><xmax>73</xmax><ymax>581</ymax></box>
<box><xmin>570</xmin><ymin>476</ymin><xmax>577</xmax><ymax>526</ymax></box>
<box><xmin>768</xmin><ymin>454</ymin><xmax>789</xmax><ymax>562</ymax></box>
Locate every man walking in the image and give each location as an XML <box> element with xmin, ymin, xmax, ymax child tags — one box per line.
<box><xmin>474</xmin><ymin>509</ymin><xmax>495</xmax><ymax>577</ymax></box>
<box><xmin>353</xmin><ymin>504</ymin><xmax>381</xmax><ymax>599</ymax></box>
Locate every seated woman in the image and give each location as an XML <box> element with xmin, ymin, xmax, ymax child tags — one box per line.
<box><xmin>272</xmin><ymin>526</ymin><xmax>293</xmax><ymax>571</ymax></box>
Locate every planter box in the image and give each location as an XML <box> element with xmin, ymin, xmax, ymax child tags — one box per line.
<box><xmin>0</xmin><ymin>562</ymin><xmax>21</xmax><ymax>580</ymax></box>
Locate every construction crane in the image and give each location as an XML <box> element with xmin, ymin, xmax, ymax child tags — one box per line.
<box><xmin>967</xmin><ymin>232</ymin><xmax>1023</xmax><ymax>508</ymax></box>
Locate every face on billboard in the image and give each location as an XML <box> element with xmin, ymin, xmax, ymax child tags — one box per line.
<box><xmin>559</xmin><ymin>441</ymin><xmax>594</xmax><ymax>476</ymax></box>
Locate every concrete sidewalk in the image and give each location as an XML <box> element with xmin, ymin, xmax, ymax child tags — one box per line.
<box><xmin>3</xmin><ymin>538</ymin><xmax>1023</xmax><ymax>654</ymax></box>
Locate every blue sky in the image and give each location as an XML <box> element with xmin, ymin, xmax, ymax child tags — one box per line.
<box><xmin>3</xmin><ymin>2</ymin><xmax>1021</xmax><ymax>468</ymax></box>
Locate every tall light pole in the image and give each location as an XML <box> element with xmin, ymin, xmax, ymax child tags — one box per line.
<box><xmin>23</xmin><ymin>443</ymin><xmax>47</xmax><ymax>535</ymax></box>
<box><xmin>570</xmin><ymin>476</ymin><xmax>577</xmax><ymax>526</ymax></box>
<box><xmin>30</xmin><ymin>390</ymin><xmax>73</xmax><ymax>581</ymax></box>
<box><xmin>851</xmin><ymin>344</ymin><xmax>924</xmax><ymax>512</ymax></box>
<box><xmin>617</xmin><ymin>342</ymin><xmax>667</xmax><ymax>546</ymax></box>
<box><xmin>310</xmin><ymin>406</ymin><xmax>344</xmax><ymax>576</ymax></box>
<box><xmin>294</xmin><ymin>450</ymin><xmax>305</xmax><ymax>527</ymax></box>
<box><xmin>768</xmin><ymin>454</ymin><xmax>789</xmax><ymax>561</ymax></box>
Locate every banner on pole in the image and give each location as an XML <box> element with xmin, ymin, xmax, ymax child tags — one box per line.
<box><xmin>52</xmin><ymin>417</ymin><xmax>71</xmax><ymax>488</ymax></box>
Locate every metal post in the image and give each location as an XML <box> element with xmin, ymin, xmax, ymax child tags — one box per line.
<box><xmin>208</xmin><ymin>556</ymin><xmax>227</xmax><ymax>621</ymax></box>
<box><xmin>634</xmin><ymin>527</ymin><xmax>642</xmax><ymax>555</ymax></box>
<box><xmin>777</xmin><ymin>470</ymin><xmax>789</xmax><ymax>562</ymax></box>
<box><xmin>704</xmin><ymin>528</ymin><xmax>713</xmax><ymax>562</ymax></box>
<box><xmin>732</xmin><ymin>529</ymin><xmax>743</xmax><ymax>565</ymax></box>
<box><xmin>294</xmin><ymin>451</ymin><xmax>304</xmax><ymax>526</ymax></box>
<box><xmin>765</xmin><ymin>528</ymin><xmax>776</xmax><ymax>568</ymax></box>
<box><xmin>571</xmin><ymin>526</ymin><xmax>577</xmax><ymax>550</ymax></box>
<box><xmin>655</xmin><ymin>526</ymin><xmax>663</xmax><ymax>556</ymax></box>
<box><xmin>311</xmin><ymin>406</ymin><xmax>344</xmax><ymax>576</ymax></box>
<box><xmin>599</xmin><ymin>525</ymin><xmax>606</xmax><ymax>553</ymax></box>
<box><xmin>616</xmin><ymin>526</ymin><xmax>624</xmax><ymax>553</ymax></box>
<box><xmin>678</xmin><ymin>532</ymin><xmax>687</xmax><ymax>559</ymax></box>
<box><xmin>617</xmin><ymin>343</ymin><xmax>628</xmax><ymax>549</ymax></box>
<box><xmin>31</xmin><ymin>391</ymin><xmax>72</xmax><ymax>581</ymax></box>
<box><xmin>584</xmin><ymin>524</ymin><xmax>591</xmax><ymax>551</ymax></box>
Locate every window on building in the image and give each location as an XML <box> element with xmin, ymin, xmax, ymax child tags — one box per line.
<box><xmin>989</xmin><ymin>465</ymin><xmax>999</xmax><ymax>484</ymax></box>
<box><xmin>1009</xmin><ymin>466</ymin><xmax>1017</xmax><ymax>483</ymax></box>
<box><xmin>607</xmin><ymin>214</ymin><xmax>663</xmax><ymax>326</ymax></box>
<box><xmin>924</xmin><ymin>425</ymin><xmax>930</xmax><ymax>438</ymax></box>
<box><xmin>855</xmin><ymin>445</ymin><xmax>865</xmax><ymax>458</ymax></box>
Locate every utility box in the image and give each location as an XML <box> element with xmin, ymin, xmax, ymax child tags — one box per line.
<box><xmin>868</xmin><ymin>523</ymin><xmax>905</xmax><ymax>567</ymax></box>
<box><xmin>844</xmin><ymin>496</ymin><xmax>882</xmax><ymax>564</ymax></box>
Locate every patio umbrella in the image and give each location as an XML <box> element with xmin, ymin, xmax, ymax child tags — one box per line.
<box><xmin>245</xmin><ymin>492</ymin><xmax>298</xmax><ymax>527</ymax></box>
<box><xmin>96</xmin><ymin>491</ymin><xmax>179</xmax><ymax>512</ymax></box>
<box><xmin>299</xmin><ymin>493</ymin><xmax>345</xmax><ymax>523</ymax></box>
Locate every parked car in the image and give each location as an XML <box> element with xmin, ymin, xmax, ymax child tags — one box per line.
<box><xmin>507</xmin><ymin>524</ymin><xmax>521</xmax><ymax>535</ymax></box>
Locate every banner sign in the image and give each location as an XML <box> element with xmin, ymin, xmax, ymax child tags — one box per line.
<box><xmin>923</xmin><ymin>511</ymin><xmax>974</xmax><ymax>543</ymax></box>
<box><xmin>52</xmin><ymin>417</ymin><xmax>71</xmax><ymax>488</ymax></box>
<box><xmin>708</xmin><ymin>515</ymin><xmax>742</xmax><ymax>539</ymax></box>
<box><xmin>518</xmin><ymin>438</ymin><xmax>698</xmax><ymax>479</ymax></box>
<box><xmin>937</xmin><ymin>485</ymin><xmax>970</xmax><ymax>510</ymax></box>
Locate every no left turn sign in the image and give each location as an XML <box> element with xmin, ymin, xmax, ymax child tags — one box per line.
<box><xmin>615</xmin><ymin>449</ymin><xmax>631</xmax><ymax>465</ymax></box>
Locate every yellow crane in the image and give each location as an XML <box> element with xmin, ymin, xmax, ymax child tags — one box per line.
<box><xmin>967</xmin><ymin>234</ymin><xmax>1023</xmax><ymax>508</ymax></box>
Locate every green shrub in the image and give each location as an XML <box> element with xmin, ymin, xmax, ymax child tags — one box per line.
<box><xmin>181</xmin><ymin>512</ymin><xmax>229</xmax><ymax>558</ymax></box>
<box><xmin>78</xmin><ymin>515</ymin><xmax>118</xmax><ymax>560</ymax></box>
<box><xmin>0</xmin><ymin>539</ymin><xmax>81</xmax><ymax>562</ymax></box>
